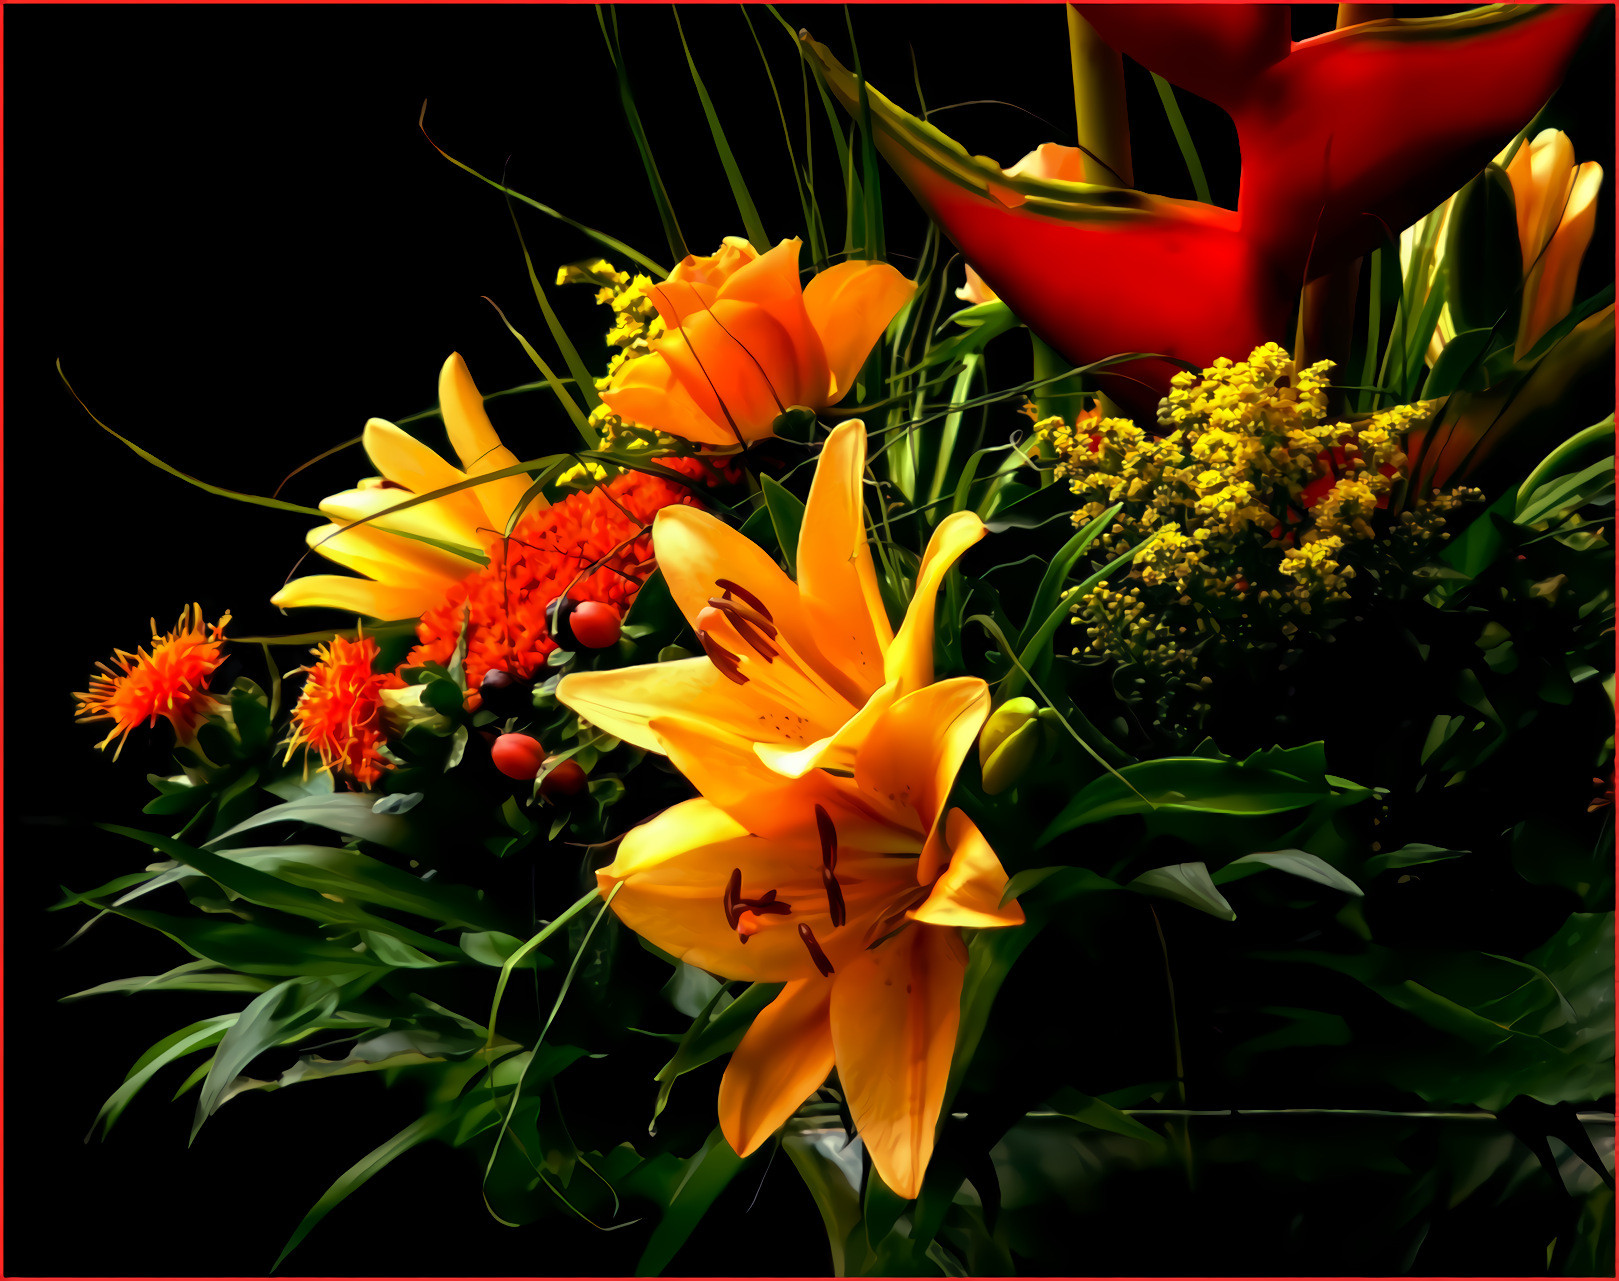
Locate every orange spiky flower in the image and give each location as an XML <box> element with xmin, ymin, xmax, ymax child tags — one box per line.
<box><xmin>74</xmin><ymin>605</ymin><xmax>231</xmax><ymax>757</ymax></box>
<box><xmin>286</xmin><ymin>634</ymin><xmax>404</xmax><ymax>788</ymax></box>
<box><xmin>409</xmin><ymin>456</ymin><xmax>734</xmax><ymax>691</ymax></box>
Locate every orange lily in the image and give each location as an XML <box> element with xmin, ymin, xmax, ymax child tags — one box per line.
<box><xmin>273</xmin><ymin>354</ymin><xmax>534</xmax><ymax>620</ymax></box>
<box><xmin>557</xmin><ymin>421</ymin><xmax>985</xmax><ymax>793</ymax></box>
<box><xmin>599</xmin><ymin>239</ymin><xmax>916</xmax><ymax>449</ymax></box>
<box><xmin>558</xmin><ymin>422</ymin><xmax>1020</xmax><ymax>1195</ymax></box>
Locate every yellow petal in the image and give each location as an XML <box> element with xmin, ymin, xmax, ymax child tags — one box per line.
<box><xmin>599</xmin><ymin>797</ymin><xmax>912</xmax><ymax>982</ymax></box>
<box><xmin>753</xmin><ymin>682</ymin><xmax>898</xmax><ymax>779</ymax></box>
<box><xmin>909</xmin><ymin>809</ymin><xmax>1024</xmax><ymax>930</ymax></box>
<box><xmin>802</xmin><ymin>260</ymin><xmax>917</xmax><ymax>403</ymax></box>
<box><xmin>883</xmin><ymin>511</ymin><xmax>986</xmax><ymax>695</ymax></box>
<box><xmin>301</xmin><ymin>521</ymin><xmax>473</xmax><ymax>590</ymax></box>
<box><xmin>718</xmin><ymin>979</ymin><xmax>835</xmax><ymax>1157</ymax></box>
<box><xmin>794</xmin><ymin>421</ymin><xmax>892</xmax><ymax>695</ymax></box>
<box><xmin>601</xmin><ymin>351</ymin><xmax>738</xmax><ymax>448</ymax></box>
<box><xmin>438</xmin><ymin>353</ymin><xmax>542</xmax><ymax>531</ymax></box>
<box><xmin>853</xmin><ymin>678</ymin><xmax>990</xmax><ymax>882</ymax></box>
<box><xmin>557</xmin><ymin>658</ymin><xmax>758</xmax><ymax>756</ymax></box>
<box><xmin>320</xmin><ymin>485</ymin><xmax>490</xmax><ymax>558</ymax></box>
<box><xmin>829</xmin><ymin>924</ymin><xmax>966</xmax><ymax>1200</ymax></box>
<box><xmin>270</xmin><ymin>574</ymin><xmax>441</xmax><ymax>620</ymax></box>
<box><xmin>1520</xmin><ymin>159</ymin><xmax>1603</xmax><ymax>356</ymax></box>
<box><xmin>361</xmin><ymin>418</ymin><xmax>487</xmax><ymax>539</ymax></box>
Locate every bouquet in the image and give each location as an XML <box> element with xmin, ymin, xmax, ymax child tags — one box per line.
<box><xmin>44</xmin><ymin>4</ymin><xmax>1614</xmax><ymax>1275</ymax></box>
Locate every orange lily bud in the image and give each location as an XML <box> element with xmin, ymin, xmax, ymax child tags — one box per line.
<box><xmin>1505</xmin><ymin>129</ymin><xmax>1605</xmax><ymax>359</ymax></box>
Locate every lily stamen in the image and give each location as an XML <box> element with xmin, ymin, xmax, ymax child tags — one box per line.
<box><xmin>714</xmin><ymin>578</ymin><xmax>773</xmax><ymax>622</ymax></box>
<box><xmin>706</xmin><ymin>597</ymin><xmax>780</xmax><ymax>662</ymax></box>
<box><xmin>797</xmin><ymin>923</ymin><xmax>835</xmax><ymax>977</ymax></box>
<box><xmin>814</xmin><ymin>804</ymin><xmax>838</xmax><ymax>871</ymax></box>
<box><xmin>699</xmin><ymin>632</ymin><xmax>748</xmax><ymax>686</ymax></box>
<box><xmin>822</xmin><ymin>865</ymin><xmax>847</xmax><ymax>928</ymax></box>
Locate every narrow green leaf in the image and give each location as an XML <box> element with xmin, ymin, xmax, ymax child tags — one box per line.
<box><xmin>672</xmin><ymin>8</ymin><xmax>769</xmax><ymax>252</ymax></box>
<box><xmin>93</xmin><ymin>1016</ymin><xmax>237</xmax><ymax>1139</ymax></box>
<box><xmin>1212</xmin><ymin>849</ymin><xmax>1363</xmax><ymax>897</ymax></box>
<box><xmin>599</xmin><ymin>5</ymin><xmax>687</xmax><ymax>263</ymax></box>
<box><xmin>636</xmin><ymin>1127</ymin><xmax>751</xmax><ymax>1276</ymax></box>
<box><xmin>505</xmin><ymin>201</ymin><xmax>603</xmax><ymax>416</ymax></box>
<box><xmin>483</xmin><ymin>296</ymin><xmax>596</xmax><ymax>447</ymax></box>
<box><xmin>1149</xmin><ymin>74</ymin><xmax>1211</xmax><ymax>204</ymax></box>
<box><xmin>760</xmin><ymin>475</ymin><xmax>806</xmax><ymax>577</ymax></box>
<box><xmin>1046</xmin><ymin>1086</ymin><xmax>1166</xmax><ymax>1145</ymax></box>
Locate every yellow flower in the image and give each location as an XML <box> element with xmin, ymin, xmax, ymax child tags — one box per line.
<box><xmin>599</xmin><ymin>239</ymin><xmax>916</xmax><ymax>448</ymax></box>
<box><xmin>1505</xmin><ymin>128</ymin><xmax>1604</xmax><ymax>358</ymax></box>
<box><xmin>272</xmin><ymin>354</ymin><xmax>534</xmax><ymax>620</ymax></box>
<box><xmin>557</xmin><ymin>422</ymin><xmax>1018</xmax><ymax>1196</ymax></box>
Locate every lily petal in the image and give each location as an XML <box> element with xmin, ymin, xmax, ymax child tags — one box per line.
<box><xmin>557</xmin><ymin>658</ymin><xmax>754</xmax><ymax>756</ymax></box>
<box><xmin>269</xmin><ymin>574</ymin><xmax>441</xmax><ymax>620</ymax></box>
<box><xmin>830</xmin><ymin>923</ymin><xmax>967</xmax><ymax>1201</ymax></box>
<box><xmin>361</xmin><ymin>419</ymin><xmax>487</xmax><ymax>537</ymax></box>
<box><xmin>853</xmin><ymin>678</ymin><xmax>990</xmax><ymax>879</ymax></box>
<box><xmin>438</xmin><ymin>353</ymin><xmax>542</xmax><ymax>530</ymax></box>
<box><xmin>794</xmin><ymin>421</ymin><xmax>893</xmax><ymax>695</ymax></box>
<box><xmin>301</xmin><ymin>521</ymin><xmax>475</xmax><ymax>590</ymax></box>
<box><xmin>908</xmin><ymin>809</ymin><xmax>1024</xmax><ymax>930</ymax></box>
<box><xmin>600</xmin><ymin>797</ymin><xmax>916</xmax><ymax>981</ymax></box>
<box><xmin>802</xmin><ymin>259</ymin><xmax>917</xmax><ymax>403</ymax></box>
<box><xmin>718</xmin><ymin>979</ymin><xmax>836</xmax><ymax>1157</ymax></box>
<box><xmin>884</xmin><ymin>511</ymin><xmax>986</xmax><ymax>695</ymax></box>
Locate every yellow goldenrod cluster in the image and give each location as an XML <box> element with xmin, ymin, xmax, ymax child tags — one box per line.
<box><xmin>1038</xmin><ymin>344</ymin><xmax>1475</xmax><ymax>725</ymax></box>
<box><xmin>555</xmin><ymin>257</ymin><xmax>679</xmax><ymax>484</ymax></box>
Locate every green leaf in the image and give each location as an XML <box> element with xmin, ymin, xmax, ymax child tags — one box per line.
<box><xmin>1515</xmin><ymin>415</ymin><xmax>1615</xmax><ymax>508</ymax></box>
<box><xmin>1045</xmin><ymin>1086</ymin><xmax>1165</xmax><ymax>1146</ymax></box>
<box><xmin>193</xmin><ymin>977</ymin><xmax>342</xmax><ymax>1141</ymax></box>
<box><xmin>1128</xmin><ymin>862</ymin><xmax>1236</xmax><ymax>921</ymax></box>
<box><xmin>1149</xmin><ymin>73</ymin><xmax>1211</xmax><ymax>203</ymax></box>
<box><xmin>1038</xmin><ymin>756</ymin><xmax>1330</xmax><ymax>845</ymax></box>
<box><xmin>65</xmin><ymin>962</ymin><xmax>273</xmax><ymax>1001</ymax></box>
<box><xmin>459</xmin><ymin>929</ymin><xmax>553</xmax><ymax>970</ymax></box>
<box><xmin>782</xmin><ymin>1127</ymin><xmax>869</xmax><ymax>1276</ymax></box>
<box><xmin>1364</xmin><ymin>843</ymin><xmax>1468</xmax><ymax>876</ymax></box>
<box><xmin>206</xmin><ymin>793</ymin><xmax>412</xmax><ymax>850</ymax></box>
<box><xmin>599</xmin><ymin>5</ymin><xmax>687</xmax><ymax>263</ymax></box>
<box><xmin>672</xmin><ymin>8</ymin><xmax>769</xmax><ymax>252</ymax></box>
<box><xmin>635</xmin><ymin>1127</ymin><xmax>751</xmax><ymax>1276</ymax></box>
<box><xmin>652</xmin><ymin>981</ymin><xmax>782</xmax><ymax>1130</ymax></box>
<box><xmin>1212</xmin><ymin>849</ymin><xmax>1363</xmax><ymax>897</ymax></box>
<box><xmin>760</xmin><ymin>474</ymin><xmax>806</xmax><ymax>577</ymax></box>
<box><xmin>275</xmin><ymin>1111</ymin><xmax>450</xmax><ymax>1270</ymax></box>
<box><xmin>93</xmin><ymin>1016</ymin><xmax>237</xmax><ymax>1139</ymax></box>
<box><xmin>1515</xmin><ymin>454</ymin><xmax>1615</xmax><ymax>527</ymax></box>
<box><xmin>1014</xmin><ymin>502</ymin><xmax>1122</xmax><ymax>653</ymax></box>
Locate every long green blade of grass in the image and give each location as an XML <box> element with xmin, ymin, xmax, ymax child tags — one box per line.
<box><xmin>482</xmin><ymin>297</ymin><xmax>597</xmax><ymax>447</ymax></box>
<box><xmin>1150</xmin><ymin>73</ymin><xmax>1212</xmax><ymax>204</ymax></box>
<box><xmin>504</xmin><ymin>199</ymin><xmax>603</xmax><ymax>415</ymax></box>
<box><xmin>419</xmin><ymin>103</ymin><xmax>666</xmax><ymax>278</ymax></box>
<box><xmin>742</xmin><ymin>6</ymin><xmax>824</xmax><ymax>266</ymax></box>
<box><xmin>599</xmin><ymin>5</ymin><xmax>688</xmax><ymax>265</ymax></box>
<box><xmin>673</xmin><ymin>7</ymin><xmax>770</xmax><ymax>253</ymax></box>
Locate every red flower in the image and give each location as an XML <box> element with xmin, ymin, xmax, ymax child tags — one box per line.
<box><xmin>287</xmin><ymin>635</ymin><xmax>404</xmax><ymax>788</ymax></box>
<box><xmin>75</xmin><ymin>605</ymin><xmax>231</xmax><ymax>756</ymax></box>
<box><xmin>408</xmin><ymin>458</ymin><xmax>733</xmax><ymax>690</ymax></box>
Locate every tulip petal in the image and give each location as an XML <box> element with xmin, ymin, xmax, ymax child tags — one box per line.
<box><xmin>802</xmin><ymin>260</ymin><xmax>917</xmax><ymax>403</ymax></box>
<box><xmin>794</xmin><ymin>421</ymin><xmax>893</xmax><ymax>693</ymax></box>
<box><xmin>652</xmin><ymin>299</ymin><xmax>806</xmax><ymax>444</ymax></box>
<box><xmin>270</xmin><ymin>574</ymin><xmax>441</xmax><ymax>621</ymax></box>
<box><xmin>601</xmin><ymin>353</ymin><xmax>738</xmax><ymax>448</ymax></box>
<box><xmin>599</xmin><ymin>796</ymin><xmax>916</xmax><ymax>982</ymax></box>
<box><xmin>361</xmin><ymin>419</ymin><xmax>487</xmax><ymax>537</ymax></box>
<box><xmin>707</xmin><ymin>239</ymin><xmax>831</xmax><ymax>402</ymax></box>
<box><xmin>884</xmin><ymin>511</ymin><xmax>985</xmax><ymax>695</ymax></box>
<box><xmin>830</xmin><ymin>923</ymin><xmax>967</xmax><ymax>1201</ymax></box>
<box><xmin>853</xmin><ymin>678</ymin><xmax>990</xmax><ymax>880</ymax></box>
<box><xmin>908</xmin><ymin>809</ymin><xmax>1024</xmax><ymax>931</ymax></box>
<box><xmin>438</xmin><ymin>353</ymin><xmax>542</xmax><ymax>530</ymax></box>
<box><xmin>718</xmin><ymin>979</ymin><xmax>836</xmax><ymax>1157</ymax></box>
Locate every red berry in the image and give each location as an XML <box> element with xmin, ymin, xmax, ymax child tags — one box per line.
<box><xmin>568</xmin><ymin>600</ymin><xmax>622</xmax><ymax>649</ymax></box>
<box><xmin>539</xmin><ymin>758</ymin><xmax>588</xmax><ymax>799</ymax></box>
<box><xmin>491</xmin><ymin>732</ymin><xmax>546</xmax><ymax>780</ymax></box>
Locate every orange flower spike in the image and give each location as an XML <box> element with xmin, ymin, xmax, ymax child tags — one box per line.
<box><xmin>285</xmin><ymin>634</ymin><xmax>404</xmax><ymax>788</ymax></box>
<box><xmin>75</xmin><ymin>605</ymin><xmax>232</xmax><ymax>757</ymax></box>
<box><xmin>600</xmin><ymin>239</ymin><xmax>916</xmax><ymax>448</ymax></box>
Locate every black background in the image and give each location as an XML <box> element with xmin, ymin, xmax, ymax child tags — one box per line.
<box><xmin>5</xmin><ymin>4</ymin><xmax>1612</xmax><ymax>1276</ymax></box>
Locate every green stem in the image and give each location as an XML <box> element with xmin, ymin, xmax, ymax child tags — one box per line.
<box><xmin>1151</xmin><ymin>905</ymin><xmax>1194</xmax><ymax>1188</ymax></box>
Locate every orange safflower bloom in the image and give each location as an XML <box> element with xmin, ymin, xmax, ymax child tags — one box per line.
<box><xmin>74</xmin><ymin>605</ymin><xmax>231</xmax><ymax>757</ymax></box>
<box><xmin>409</xmin><ymin>456</ymin><xmax>730</xmax><ymax>691</ymax></box>
<box><xmin>285</xmin><ymin>635</ymin><xmax>404</xmax><ymax>788</ymax></box>
<box><xmin>600</xmin><ymin>239</ymin><xmax>916</xmax><ymax>449</ymax></box>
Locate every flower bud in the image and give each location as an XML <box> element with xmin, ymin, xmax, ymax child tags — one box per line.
<box><xmin>978</xmin><ymin>697</ymin><xmax>1039</xmax><ymax>769</ymax></box>
<box><xmin>981</xmin><ymin>718</ymin><xmax>1042</xmax><ymax>796</ymax></box>
<box><xmin>380</xmin><ymin>684</ymin><xmax>454</xmax><ymax>736</ymax></box>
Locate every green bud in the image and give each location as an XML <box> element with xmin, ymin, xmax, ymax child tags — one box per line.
<box><xmin>982</xmin><ymin>718</ymin><xmax>1042</xmax><ymax>796</ymax></box>
<box><xmin>381</xmin><ymin>684</ymin><xmax>455</xmax><ymax>736</ymax></box>
<box><xmin>978</xmin><ymin>697</ymin><xmax>1038</xmax><ymax>769</ymax></box>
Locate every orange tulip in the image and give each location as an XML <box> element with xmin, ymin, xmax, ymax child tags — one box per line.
<box><xmin>599</xmin><ymin>239</ymin><xmax>915</xmax><ymax>449</ymax></box>
<box><xmin>666</xmin><ymin>234</ymin><xmax>759</xmax><ymax>287</ymax></box>
<box><xmin>558</xmin><ymin>422</ymin><xmax>1021</xmax><ymax>1196</ymax></box>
